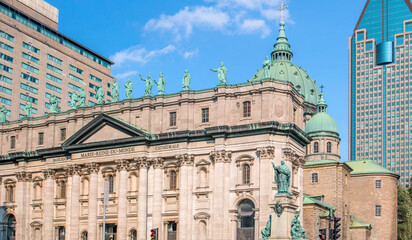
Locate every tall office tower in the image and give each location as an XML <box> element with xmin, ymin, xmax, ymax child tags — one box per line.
<box><xmin>0</xmin><ymin>0</ymin><xmax>114</xmax><ymax>120</ymax></box>
<box><xmin>349</xmin><ymin>0</ymin><xmax>412</xmax><ymax>186</ymax></box>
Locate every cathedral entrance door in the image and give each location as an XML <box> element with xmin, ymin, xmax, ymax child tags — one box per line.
<box><xmin>237</xmin><ymin>199</ymin><xmax>255</xmax><ymax>240</ymax></box>
<box><xmin>6</xmin><ymin>214</ymin><xmax>16</xmax><ymax>240</ymax></box>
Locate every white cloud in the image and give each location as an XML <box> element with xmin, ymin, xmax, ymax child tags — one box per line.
<box><xmin>115</xmin><ymin>71</ymin><xmax>138</xmax><ymax>79</ymax></box>
<box><xmin>144</xmin><ymin>6</ymin><xmax>230</xmax><ymax>39</ymax></box>
<box><xmin>215</xmin><ymin>0</ymin><xmax>281</xmax><ymax>10</ymax></box>
<box><xmin>110</xmin><ymin>44</ymin><xmax>176</xmax><ymax>66</ymax></box>
<box><xmin>183</xmin><ymin>49</ymin><xmax>199</xmax><ymax>59</ymax></box>
<box><xmin>239</xmin><ymin>19</ymin><xmax>270</xmax><ymax>38</ymax></box>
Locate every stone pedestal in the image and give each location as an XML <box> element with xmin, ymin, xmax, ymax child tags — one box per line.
<box><xmin>268</xmin><ymin>194</ymin><xmax>298</xmax><ymax>240</ymax></box>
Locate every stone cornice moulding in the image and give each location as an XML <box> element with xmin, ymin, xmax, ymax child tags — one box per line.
<box><xmin>210</xmin><ymin>150</ymin><xmax>232</xmax><ymax>164</ymax></box>
<box><xmin>256</xmin><ymin>146</ymin><xmax>275</xmax><ymax>158</ymax></box>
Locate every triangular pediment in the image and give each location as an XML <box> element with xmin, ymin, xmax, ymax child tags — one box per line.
<box><xmin>62</xmin><ymin>113</ymin><xmax>147</xmax><ymax>146</ymax></box>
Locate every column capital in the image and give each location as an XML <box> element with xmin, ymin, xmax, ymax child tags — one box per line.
<box><xmin>176</xmin><ymin>154</ymin><xmax>194</xmax><ymax>166</ymax></box>
<box><xmin>116</xmin><ymin>159</ymin><xmax>130</xmax><ymax>171</ymax></box>
<box><xmin>210</xmin><ymin>150</ymin><xmax>232</xmax><ymax>163</ymax></box>
<box><xmin>256</xmin><ymin>146</ymin><xmax>275</xmax><ymax>158</ymax></box>
<box><xmin>42</xmin><ymin>169</ymin><xmax>56</xmax><ymax>179</ymax></box>
<box><xmin>65</xmin><ymin>164</ymin><xmax>82</xmax><ymax>176</ymax></box>
<box><xmin>135</xmin><ymin>157</ymin><xmax>149</xmax><ymax>169</ymax></box>
<box><xmin>86</xmin><ymin>162</ymin><xmax>100</xmax><ymax>174</ymax></box>
<box><xmin>16</xmin><ymin>171</ymin><xmax>32</xmax><ymax>182</ymax></box>
<box><xmin>152</xmin><ymin>157</ymin><xmax>165</xmax><ymax>169</ymax></box>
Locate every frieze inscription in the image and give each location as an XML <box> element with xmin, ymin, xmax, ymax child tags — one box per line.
<box><xmin>154</xmin><ymin>144</ymin><xmax>179</xmax><ymax>151</ymax></box>
<box><xmin>75</xmin><ymin>147</ymin><xmax>136</xmax><ymax>159</ymax></box>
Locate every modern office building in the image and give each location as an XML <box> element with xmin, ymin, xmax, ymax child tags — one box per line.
<box><xmin>0</xmin><ymin>0</ymin><xmax>114</xmax><ymax>121</ymax></box>
<box><xmin>349</xmin><ymin>0</ymin><xmax>412</xmax><ymax>185</ymax></box>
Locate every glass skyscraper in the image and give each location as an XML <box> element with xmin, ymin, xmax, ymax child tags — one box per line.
<box><xmin>349</xmin><ymin>0</ymin><xmax>412</xmax><ymax>185</ymax></box>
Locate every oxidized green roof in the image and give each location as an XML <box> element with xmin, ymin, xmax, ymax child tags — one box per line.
<box><xmin>248</xmin><ymin>20</ymin><xmax>320</xmax><ymax>105</ymax></box>
<box><xmin>305</xmin><ymin>94</ymin><xmax>339</xmax><ymax>135</ymax></box>
<box><xmin>303</xmin><ymin>195</ymin><xmax>336</xmax><ymax>210</ymax></box>
<box><xmin>350</xmin><ymin>214</ymin><xmax>372</xmax><ymax>229</ymax></box>
<box><xmin>345</xmin><ymin>160</ymin><xmax>399</xmax><ymax>176</ymax></box>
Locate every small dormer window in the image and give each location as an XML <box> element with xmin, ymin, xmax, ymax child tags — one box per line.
<box><xmin>310</xmin><ymin>89</ymin><xmax>314</xmax><ymax>96</ymax></box>
<box><xmin>296</xmin><ymin>85</ymin><xmax>301</xmax><ymax>93</ymax></box>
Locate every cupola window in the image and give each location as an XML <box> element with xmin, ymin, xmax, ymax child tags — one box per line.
<box><xmin>314</xmin><ymin>142</ymin><xmax>319</xmax><ymax>153</ymax></box>
<box><xmin>311</xmin><ymin>173</ymin><xmax>318</xmax><ymax>183</ymax></box>
<box><xmin>327</xmin><ymin>142</ymin><xmax>332</xmax><ymax>153</ymax></box>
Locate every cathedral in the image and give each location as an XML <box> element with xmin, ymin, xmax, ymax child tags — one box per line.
<box><xmin>0</xmin><ymin>13</ymin><xmax>398</xmax><ymax>240</ymax></box>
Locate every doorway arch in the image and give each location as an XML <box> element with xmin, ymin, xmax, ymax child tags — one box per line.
<box><xmin>6</xmin><ymin>214</ymin><xmax>16</xmax><ymax>240</ymax></box>
<box><xmin>237</xmin><ymin>199</ymin><xmax>255</xmax><ymax>240</ymax></box>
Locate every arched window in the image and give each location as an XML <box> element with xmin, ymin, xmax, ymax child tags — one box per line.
<box><xmin>199</xmin><ymin>168</ymin><xmax>208</xmax><ymax>188</ymax></box>
<box><xmin>170</xmin><ymin>171</ymin><xmax>177</xmax><ymax>190</ymax></box>
<box><xmin>57</xmin><ymin>226</ymin><xmax>65</xmax><ymax>240</ymax></box>
<box><xmin>5</xmin><ymin>183</ymin><xmax>14</xmax><ymax>202</ymax></box>
<box><xmin>6</xmin><ymin>214</ymin><xmax>16</xmax><ymax>240</ymax></box>
<box><xmin>130</xmin><ymin>229</ymin><xmax>137</xmax><ymax>240</ymax></box>
<box><xmin>314</xmin><ymin>142</ymin><xmax>319</xmax><ymax>153</ymax></box>
<box><xmin>311</xmin><ymin>173</ymin><xmax>318</xmax><ymax>183</ymax></box>
<box><xmin>108</xmin><ymin>175</ymin><xmax>114</xmax><ymax>194</ymax></box>
<box><xmin>327</xmin><ymin>142</ymin><xmax>332</xmax><ymax>153</ymax></box>
<box><xmin>81</xmin><ymin>231</ymin><xmax>88</xmax><ymax>240</ymax></box>
<box><xmin>237</xmin><ymin>199</ymin><xmax>255</xmax><ymax>239</ymax></box>
<box><xmin>58</xmin><ymin>181</ymin><xmax>66</xmax><ymax>199</ymax></box>
<box><xmin>243</xmin><ymin>101</ymin><xmax>251</xmax><ymax>118</ymax></box>
<box><xmin>242</xmin><ymin>164</ymin><xmax>251</xmax><ymax>184</ymax></box>
<box><xmin>34</xmin><ymin>183</ymin><xmax>42</xmax><ymax>200</ymax></box>
<box><xmin>198</xmin><ymin>220</ymin><xmax>207</xmax><ymax>240</ymax></box>
<box><xmin>82</xmin><ymin>178</ymin><xmax>89</xmax><ymax>196</ymax></box>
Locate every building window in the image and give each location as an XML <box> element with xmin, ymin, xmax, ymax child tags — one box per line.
<box><xmin>108</xmin><ymin>175</ymin><xmax>114</xmax><ymax>194</ymax></box>
<box><xmin>57</xmin><ymin>226</ymin><xmax>65</xmax><ymax>240</ymax></box>
<box><xmin>38</xmin><ymin>132</ymin><xmax>44</xmax><ymax>145</ymax></box>
<box><xmin>375</xmin><ymin>180</ymin><xmax>382</xmax><ymax>189</ymax></box>
<box><xmin>81</xmin><ymin>231</ymin><xmax>87</xmax><ymax>240</ymax></box>
<box><xmin>311</xmin><ymin>173</ymin><xmax>318</xmax><ymax>183</ymax></box>
<box><xmin>170</xmin><ymin>171</ymin><xmax>177</xmax><ymax>190</ymax></box>
<box><xmin>60</xmin><ymin>128</ymin><xmax>66</xmax><ymax>141</ymax></box>
<box><xmin>5</xmin><ymin>182</ymin><xmax>15</xmax><ymax>202</ymax></box>
<box><xmin>57</xmin><ymin>180</ymin><xmax>66</xmax><ymax>199</ymax></box>
<box><xmin>314</xmin><ymin>142</ymin><xmax>319</xmax><ymax>153</ymax></box>
<box><xmin>130</xmin><ymin>229</ymin><xmax>137</xmax><ymax>240</ymax></box>
<box><xmin>10</xmin><ymin>136</ymin><xmax>15</xmax><ymax>149</ymax></box>
<box><xmin>327</xmin><ymin>142</ymin><xmax>332</xmax><ymax>153</ymax></box>
<box><xmin>243</xmin><ymin>101</ymin><xmax>251</xmax><ymax>117</ymax></box>
<box><xmin>375</xmin><ymin>205</ymin><xmax>381</xmax><ymax>217</ymax></box>
<box><xmin>201</xmin><ymin>108</ymin><xmax>209</xmax><ymax>123</ymax></box>
<box><xmin>170</xmin><ymin>112</ymin><xmax>177</xmax><ymax>127</ymax></box>
<box><xmin>242</xmin><ymin>164</ymin><xmax>251</xmax><ymax>184</ymax></box>
<box><xmin>6</xmin><ymin>215</ymin><xmax>16</xmax><ymax>240</ymax></box>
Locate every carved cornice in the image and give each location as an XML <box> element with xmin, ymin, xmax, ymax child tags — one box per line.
<box><xmin>282</xmin><ymin>148</ymin><xmax>305</xmax><ymax>167</ymax></box>
<box><xmin>16</xmin><ymin>171</ymin><xmax>32</xmax><ymax>182</ymax></box>
<box><xmin>152</xmin><ymin>157</ymin><xmax>165</xmax><ymax>169</ymax></box>
<box><xmin>256</xmin><ymin>146</ymin><xmax>275</xmax><ymax>158</ymax></box>
<box><xmin>42</xmin><ymin>169</ymin><xmax>56</xmax><ymax>179</ymax></box>
<box><xmin>86</xmin><ymin>163</ymin><xmax>100</xmax><ymax>174</ymax></box>
<box><xmin>176</xmin><ymin>154</ymin><xmax>194</xmax><ymax>166</ymax></box>
<box><xmin>116</xmin><ymin>159</ymin><xmax>130</xmax><ymax>171</ymax></box>
<box><xmin>210</xmin><ymin>150</ymin><xmax>232</xmax><ymax>163</ymax></box>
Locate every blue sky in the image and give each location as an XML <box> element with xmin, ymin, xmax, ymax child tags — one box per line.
<box><xmin>48</xmin><ymin>0</ymin><xmax>368</xmax><ymax>161</ymax></box>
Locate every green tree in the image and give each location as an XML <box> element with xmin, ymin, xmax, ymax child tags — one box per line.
<box><xmin>398</xmin><ymin>183</ymin><xmax>412</xmax><ymax>240</ymax></box>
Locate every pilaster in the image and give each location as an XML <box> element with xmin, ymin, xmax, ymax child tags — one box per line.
<box><xmin>152</xmin><ymin>157</ymin><xmax>164</xmax><ymax>233</ymax></box>
<box><xmin>137</xmin><ymin>157</ymin><xmax>149</xmax><ymax>240</ymax></box>
<box><xmin>68</xmin><ymin>165</ymin><xmax>81</xmax><ymax>240</ymax></box>
<box><xmin>43</xmin><ymin>169</ymin><xmax>55</xmax><ymax>240</ymax></box>
<box><xmin>15</xmin><ymin>171</ymin><xmax>31</xmax><ymax>240</ymax></box>
<box><xmin>87</xmin><ymin>163</ymin><xmax>100</xmax><ymax>240</ymax></box>
<box><xmin>116</xmin><ymin>159</ymin><xmax>129</xmax><ymax>240</ymax></box>
<box><xmin>257</xmin><ymin>146</ymin><xmax>275</xmax><ymax>229</ymax></box>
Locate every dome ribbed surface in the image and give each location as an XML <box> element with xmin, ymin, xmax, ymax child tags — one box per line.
<box><xmin>305</xmin><ymin>112</ymin><xmax>339</xmax><ymax>134</ymax></box>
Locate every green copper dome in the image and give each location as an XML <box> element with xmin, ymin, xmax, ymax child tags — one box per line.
<box><xmin>249</xmin><ymin>21</ymin><xmax>320</xmax><ymax>105</ymax></box>
<box><xmin>305</xmin><ymin>93</ymin><xmax>339</xmax><ymax>135</ymax></box>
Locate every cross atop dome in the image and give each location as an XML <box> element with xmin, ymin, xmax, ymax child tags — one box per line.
<box><xmin>277</xmin><ymin>1</ymin><xmax>288</xmax><ymax>23</ymax></box>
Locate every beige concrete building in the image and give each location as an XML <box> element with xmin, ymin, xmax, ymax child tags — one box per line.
<box><xmin>0</xmin><ymin>0</ymin><xmax>114</xmax><ymax>121</ymax></box>
<box><xmin>0</xmin><ymin>14</ymin><xmax>398</xmax><ymax>240</ymax></box>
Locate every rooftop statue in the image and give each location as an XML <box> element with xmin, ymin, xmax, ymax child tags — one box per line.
<box><xmin>182</xmin><ymin>70</ymin><xmax>191</xmax><ymax>90</ymax></box>
<box><xmin>272</xmin><ymin>160</ymin><xmax>291</xmax><ymax>194</ymax></box>
<box><xmin>259</xmin><ymin>215</ymin><xmax>271</xmax><ymax>240</ymax></box>
<box><xmin>78</xmin><ymin>88</ymin><xmax>86</xmax><ymax>107</ymax></box>
<box><xmin>111</xmin><ymin>78</ymin><xmax>120</xmax><ymax>102</ymax></box>
<box><xmin>140</xmin><ymin>74</ymin><xmax>153</xmax><ymax>96</ymax></box>
<box><xmin>70</xmin><ymin>91</ymin><xmax>79</xmax><ymax>109</ymax></box>
<box><xmin>24</xmin><ymin>101</ymin><xmax>32</xmax><ymax>117</ymax></box>
<box><xmin>154</xmin><ymin>72</ymin><xmax>166</xmax><ymax>95</ymax></box>
<box><xmin>125</xmin><ymin>79</ymin><xmax>133</xmax><ymax>99</ymax></box>
<box><xmin>210</xmin><ymin>62</ymin><xmax>227</xmax><ymax>85</ymax></box>
<box><xmin>0</xmin><ymin>105</ymin><xmax>7</xmax><ymax>123</ymax></box>
<box><xmin>263</xmin><ymin>56</ymin><xmax>271</xmax><ymax>79</ymax></box>
<box><xmin>291</xmin><ymin>211</ymin><xmax>306</xmax><ymax>239</ymax></box>
<box><xmin>96</xmin><ymin>85</ymin><xmax>105</xmax><ymax>104</ymax></box>
<box><xmin>50</xmin><ymin>95</ymin><xmax>60</xmax><ymax>113</ymax></box>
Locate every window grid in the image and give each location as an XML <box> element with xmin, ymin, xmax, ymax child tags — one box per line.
<box><xmin>311</xmin><ymin>173</ymin><xmax>318</xmax><ymax>183</ymax></box>
<box><xmin>375</xmin><ymin>180</ymin><xmax>382</xmax><ymax>189</ymax></box>
<box><xmin>10</xmin><ymin>135</ymin><xmax>15</xmax><ymax>149</ymax></box>
<box><xmin>314</xmin><ymin>142</ymin><xmax>319</xmax><ymax>153</ymax></box>
<box><xmin>243</xmin><ymin>101</ymin><xmax>251</xmax><ymax>118</ymax></box>
<box><xmin>242</xmin><ymin>164</ymin><xmax>251</xmax><ymax>184</ymax></box>
<box><xmin>201</xmin><ymin>108</ymin><xmax>209</xmax><ymax>123</ymax></box>
<box><xmin>38</xmin><ymin>132</ymin><xmax>44</xmax><ymax>145</ymax></box>
<box><xmin>375</xmin><ymin>205</ymin><xmax>381</xmax><ymax>217</ymax></box>
<box><xmin>170</xmin><ymin>112</ymin><xmax>177</xmax><ymax>127</ymax></box>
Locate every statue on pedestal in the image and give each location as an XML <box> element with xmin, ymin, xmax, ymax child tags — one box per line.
<box><xmin>140</xmin><ymin>74</ymin><xmax>153</xmax><ymax>96</ymax></box>
<box><xmin>24</xmin><ymin>101</ymin><xmax>32</xmax><ymax>117</ymax></box>
<box><xmin>182</xmin><ymin>70</ymin><xmax>191</xmax><ymax>90</ymax></box>
<box><xmin>96</xmin><ymin>85</ymin><xmax>105</xmax><ymax>104</ymax></box>
<box><xmin>70</xmin><ymin>91</ymin><xmax>79</xmax><ymax>109</ymax></box>
<box><xmin>272</xmin><ymin>160</ymin><xmax>291</xmax><ymax>194</ymax></box>
<box><xmin>0</xmin><ymin>105</ymin><xmax>7</xmax><ymax>123</ymax></box>
<box><xmin>50</xmin><ymin>95</ymin><xmax>60</xmax><ymax>113</ymax></box>
<box><xmin>210</xmin><ymin>62</ymin><xmax>227</xmax><ymax>85</ymax></box>
<box><xmin>291</xmin><ymin>211</ymin><xmax>306</xmax><ymax>239</ymax></box>
<box><xmin>154</xmin><ymin>72</ymin><xmax>166</xmax><ymax>95</ymax></box>
<box><xmin>79</xmin><ymin>88</ymin><xmax>86</xmax><ymax>107</ymax></box>
<box><xmin>125</xmin><ymin>79</ymin><xmax>133</xmax><ymax>99</ymax></box>
<box><xmin>111</xmin><ymin>78</ymin><xmax>120</xmax><ymax>102</ymax></box>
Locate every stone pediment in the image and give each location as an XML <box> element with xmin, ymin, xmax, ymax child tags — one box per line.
<box><xmin>62</xmin><ymin>113</ymin><xmax>146</xmax><ymax>146</ymax></box>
